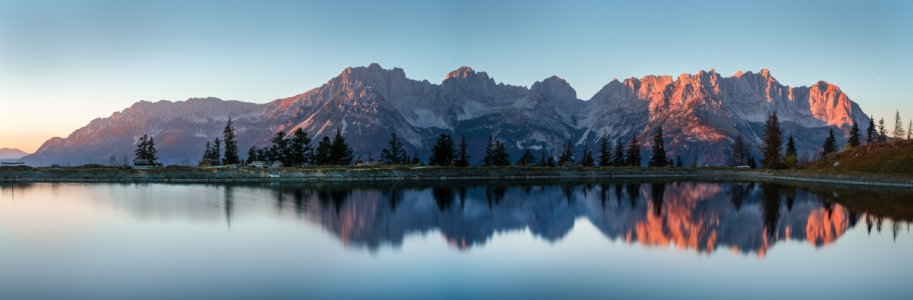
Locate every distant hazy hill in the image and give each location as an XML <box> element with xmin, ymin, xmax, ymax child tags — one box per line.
<box><xmin>22</xmin><ymin>64</ymin><xmax>869</xmax><ymax>166</ymax></box>
<box><xmin>0</xmin><ymin>148</ymin><xmax>29</xmax><ymax>160</ymax></box>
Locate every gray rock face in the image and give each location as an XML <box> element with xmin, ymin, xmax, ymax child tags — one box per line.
<box><xmin>21</xmin><ymin>65</ymin><xmax>869</xmax><ymax>166</ymax></box>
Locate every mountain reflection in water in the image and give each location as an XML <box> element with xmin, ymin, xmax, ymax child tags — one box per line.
<box><xmin>247</xmin><ymin>181</ymin><xmax>908</xmax><ymax>255</ymax></box>
<box><xmin>1</xmin><ymin>181</ymin><xmax>909</xmax><ymax>257</ymax></box>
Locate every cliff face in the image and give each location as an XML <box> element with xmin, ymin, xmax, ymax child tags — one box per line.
<box><xmin>22</xmin><ymin>65</ymin><xmax>868</xmax><ymax>166</ymax></box>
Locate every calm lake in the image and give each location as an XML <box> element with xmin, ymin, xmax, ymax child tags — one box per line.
<box><xmin>1</xmin><ymin>180</ymin><xmax>911</xmax><ymax>299</ymax></box>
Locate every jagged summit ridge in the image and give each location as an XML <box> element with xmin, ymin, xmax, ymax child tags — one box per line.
<box><xmin>21</xmin><ymin>65</ymin><xmax>869</xmax><ymax>166</ymax></box>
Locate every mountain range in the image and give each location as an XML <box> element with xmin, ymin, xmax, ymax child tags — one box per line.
<box><xmin>20</xmin><ymin>64</ymin><xmax>869</xmax><ymax>166</ymax></box>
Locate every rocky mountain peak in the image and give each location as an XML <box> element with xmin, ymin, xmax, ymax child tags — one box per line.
<box><xmin>446</xmin><ymin>66</ymin><xmax>476</xmax><ymax>79</ymax></box>
<box><xmin>532</xmin><ymin>76</ymin><xmax>577</xmax><ymax>100</ymax></box>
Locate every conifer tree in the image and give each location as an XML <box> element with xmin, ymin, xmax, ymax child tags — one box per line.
<box><xmin>557</xmin><ymin>138</ymin><xmax>575</xmax><ymax>166</ymax></box>
<box><xmin>455</xmin><ymin>134</ymin><xmax>471</xmax><ymax>167</ymax></box>
<box><xmin>908</xmin><ymin>120</ymin><xmax>912</xmax><ymax>140</ymax></box>
<box><xmin>648</xmin><ymin>127</ymin><xmax>666</xmax><ymax>167</ymax></box>
<box><xmin>786</xmin><ymin>136</ymin><xmax>797</xmax><ymax>156</ymax></box>
<box><xmin>748</xmin><ymin>156</ymin><xmax>758</xmax><ymax>169</ymax></box>
<box><xmin>579</xmin><ymin>144</ymin><xmax>595</xmax><ymax>167</ymax></box>
<box><xmin>270</xmin><ymin>131</ymin><xmax>288</xmax><ymax>164</ymax></box>
<box><xmin>246</xmin><ymin>145</ymin><xmax>258</xmax><ymax>163</ymax></box>
<box><xmin>145</xmin><ymin>137</ymin><xmax>158</xmax><ymax>165</ymax></box>
<box><xmin>848</xmin><ymin>121</ymin><xmax>861</xmax><ymax>148</ymax></box>
<box><xmin>329</xmin><ymin>129</ymin><xmax>354</xmax><ymax>165</ymax></box>
<box><xmin>895</xmin><ymin>111</ymin><xmax>905</xmax><ymax>140</ymax></box>
<box><xmin>547</xmin><ymin>156</ymin><xmax>557</xmax><ymax>167</ymax></box>
<box><xmin>878</xmin><ymin>118</ymin><xmax>887</xmax><ymax>143</ymax></box>
<box><xmin>516</xmin><ymin>148</ymin><xmax>536</xmax><ymax>167</ymax></box>
<box><xmin>484</xmin><ymin>134</ymin><xmax>494</xmax><ymax>166</ymax></box>
<box><xmin>626</xmin><ymin>135</ymin><xmax>641</xmax><ymax>167</ymax></box>
<box><xmin>758</xmin><ymin>111</ymin><xmax>783</xmax><ymax>169</ymax></box>
<box><xmin>367</xmin><ymin>151</ymin><xmax>373</xmax><ymax>164</ymax></box>
<box><xmin>201</xmin><ymin>140</ymin><xmax>212</xmax><ymax>166</ymax></box>
<box><xmin>866</xmin><ymin>115</ymin><xmax>876</xmax><ymax>144</ymax></box>
<box><xmin>411</xmin><ymin>153</ymin><xmax>422</xmax><ymax>165</ymax></box>
<box><xmin>490</xmin><ymin>141</ymin><xmax>510</xmax><ymax>166</ymax></box>
<box><xmin>135</xmin><ymin>135</ymin><xmax>149</xmax><ymax>165</ymax></box>
<box><xmin>728</xmin><ymin>134</ymin><xmax>751</xmax><ymax>166</ymax></box>
<box><xmin>538</xmin><ymin>151</ymin><xmax>549</xmax><ymax>167</ymax></box>
<box><xmin>613</xmin><ymin>137</ymin><xmax>626</xmax><ymax>167</ymax></box>
<box><xmin>290</xmin><ymin>128</ymin><xmax>313</xmax><ymax>167</ymax></box>
<box><xmin>135</xmin><ymin>134</ymin><xmax>158</xmax><ymax>166</ymax></box>
<box><xmin>222</xmin><ymin>117</ymin><xmax>240</xmax><ymax>165</ymax></box>
<box><xmin>784</xmin><ymin>135</ymin><xmax>798</xmax><ymax>168</ymax></box>
<box><xmin>210</xmin><ymin>138</ymin><xmax>222</xmax><ymax>166</ymax></box>
<box><xmin>676</xmin><ymin>155</ymin><xmax>683</xmax><ymax>168</ymax></box>
<box><xmin>429</xmin><ymin>133</ymin><xmax>456</xmax><ymax>166</ymax></box>
<box><xmin>401</xmin><ymin>151</ymin><xmax>411</xmax><ymax>165</ymax></box>
<box><xmin>822</xmin><ymin>128</ymin><xmax>838</xmax><ymax>156</ymax></box>
<box><xmin>597</xmin><ymin>133</ymin><xmax>612</xmax><ymax>167</ymax></box>
<box><xmin>380</xmin><ymin>133</ymin><xmax>405</xmax><ymax>165</ymax></box>
<box><xmin>314</xmin><ymin>136</ymin><xmax>331</xmax><ymax>165</ymax></box>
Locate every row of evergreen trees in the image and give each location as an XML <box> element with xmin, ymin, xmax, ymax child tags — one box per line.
<box><xmin>410</xmin><ymin>127</ymin><xmax>680</xmax><ymax>168</ymax></box>
<box><xmin>746</xmin><ymin>110</ymin><xmax>907</xmax><ymax>170</ymax></box>
<box><xmin>243</xmin><ymin>128</ymin><xmax>354</xmax><ymax>167</ymax></box>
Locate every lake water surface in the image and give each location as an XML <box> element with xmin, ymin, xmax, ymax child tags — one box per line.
<box><xmin>1</xmin><ymin>180</ymin><xmax>912</xmax><ymax>299</ymax></box>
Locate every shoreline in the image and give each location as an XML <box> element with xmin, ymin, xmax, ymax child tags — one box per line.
<box><xmin>2</xmin><ymin>167</ymin><xmax>912</xmax><ymax>188</ymax></box>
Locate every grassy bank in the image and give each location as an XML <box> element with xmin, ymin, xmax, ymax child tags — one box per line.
<box><xmin>802</xmin><ymin>139</ymin><xmax>913</xmax><ymax>175</ymax></box>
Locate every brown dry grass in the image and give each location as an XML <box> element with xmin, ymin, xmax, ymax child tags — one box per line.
<box><xmin>802</xmin><ymin>139</ymin><xmax>913</xmax><ymax>175</ymax></box>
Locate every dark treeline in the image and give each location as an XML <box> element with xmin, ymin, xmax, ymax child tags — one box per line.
<box><xmin>740</xmin><ymin>111</ymin><xmax>904</xmax><ymax>170</ymax></box>
<box><xmin>130</xmin><ymin>110</ymin><xmax>909</xmax><ymax>168</ymax></box>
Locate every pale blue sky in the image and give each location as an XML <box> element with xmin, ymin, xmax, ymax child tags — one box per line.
<box><xmin>1</xmin><ymin>0</ymin><xmax>911</xmax><ymax>152</ymax></box>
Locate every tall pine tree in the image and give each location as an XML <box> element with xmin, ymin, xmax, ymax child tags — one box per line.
<box><xmin>878</xmin><ymin>118</ymin><xmax>887</xmax><ymax>143</ymax></box>
<box><xmin>201</xmin><ymin>141</ymin><xmax>212</xmax><ymax>166</ymax></box>
<box><xmin>848</xmin><ymin>121</ymin><xmax>861</xmax><ymax>148</ymax></box>
<box><xmin>314</xmin><ymin>136</ymin><xmax>332</xmax><ymax>165</ymax></box>
<box><xmin>648</xmin><ymin>127</ymin><xmax>666</xmax><ymax>167</ymax></box>
<box><xmin>626</xmin><ymin>136</ymin><xmax>641</xmax><ymax>167</ymax></box>
<box><xmin>613</xmin><ymin>137</ymin><xmax>626</xmax><ymax>167</ymax></box>
<box><xmin>135</xmin><ymin>134</ymin><xmax>149</xmax><ymax>165</ymax></box>
<box><xmin>429</xmin><ymin>134</ymin><xmax>456</xmax><ymax>166</ymax></box>
<box><xmin>490</xmin><ymin>141</ymin><xmax>510</xmax><ymax>166</ymax></box>
<box><xmin>728</xmin><ymin>134</ymin><xmax>751</xmax><ymax>167</ymax></box>
<box><xmin>579</xmin><ymin>143</ymin><xmax>595</xmax><ymax>167</ymax></box>
<box><xmin>455</xmin><ymin>134</ymin><xmax>471</xmax><ymax>167</ymax></box>
<box><xmin>290</xmin><ymin>128</ymin><xmax>313</xmax><ymax>166</ymax></box>
<box><xmin>246</xmin><ymin>145</ymin><xmax>258</xmax><ymax>163</ymax></box>
<box><xmin>538</xmin><ymin>151</ymin><xmax>549</xmax><ymax>167</ymax></box>
<box><xmin>210</xmin><ymin>138</ymin><xmax>222</xmax><ymax>166</ymax></box>
<box><xmin>484</xmin><ymin>134</ymin><xmax>494</xmax><ymax>166</ymax></box>
<box><xmin>380</xmin><ymin>133</ymin><xmax>405</xmax><ymax>165</ymax></box>
<box><xmin>134</xmin><ymin>134</ymin><xmax>158</xmax><ymax>166</ymax></box>
<box><xmin>270</xmin><ymin>131</ymin><xmax>289</xmax><ymax>165</ymax></box>
<box><xmin>557</xmin><ymin>138</ymin><xmax>575</xmax><ymax>166</ymax></box>
<box><xmin>895</xmin><ymin>110</ymin><xmax>905</xmax><ymax>140</ymax></box>
<box><xmin>597</xmin><ymin>133</ymin><xmax>612</xmax><ymax>167</ymax></box>
<box><xmin>329</xmin><ymin>129</ymin><xmax>354</xmax><ymax>165</ymax></box>
<box><xmin>822</xmin><ymin>128</ymin><xmax>837</xmax><ymax>156</ymax></box>
<box><xmin>758</xmin><ymin>111</ymin><xmax>783</xmax><ymax>169</ymax></box>
<box><xmin>222</xmin><ymin>117</ymin><xmax>240</xmax><ymax>165</ymax></box>
<box><xmin>786</xmin><ymin>135</ymin><xmax>797</xmax><ymax>156</ymax></box>
<box><xmin>516</xmin><ymin>149</ymin><xmax>536</xmax><ymax>167</ymax></box>
<box><xmin>866</xmin><ymin>115</ymin><xmax>876</xmax><ymax>144</ymax></box>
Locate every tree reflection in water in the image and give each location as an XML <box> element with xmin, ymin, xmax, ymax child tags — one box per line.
<box><xmin>232</xmin><ymin>180</ymin><xmax>910</xmax><ymax>255</ymax></box>
<box><xmin>2</xmin><ymin>181</ymin><xmax>910</xmax><ymax>256</ymax></box>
